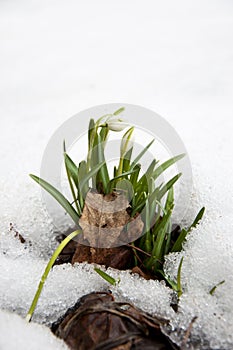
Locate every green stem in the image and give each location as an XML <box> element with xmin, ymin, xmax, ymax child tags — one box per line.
<box><xmin>26</xmin><ymin>230</ymin><xmax>81</xmax><ymax>322</ymax></box>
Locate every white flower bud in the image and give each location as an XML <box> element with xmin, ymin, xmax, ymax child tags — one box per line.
<box><xmin>107</xmin><ymin>117</ymin><xmax>129</xmax><ymax>132</ymax></box>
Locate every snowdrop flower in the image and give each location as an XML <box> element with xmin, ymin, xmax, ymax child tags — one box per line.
<box><xmin>106</xmin><ymin>117</ymin><xmax>129</xmax><ymax>132</ymax></box>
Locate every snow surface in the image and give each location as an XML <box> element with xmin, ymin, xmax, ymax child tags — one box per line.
<box><xmin>1</xmin><ymin>0</ymin><xmax>233</xmax><ymax>349</ymax></box>
<box><xmin>0</xmin><ymin>310</ymin><xmax>68</xmax><ymax>350</ymax></box>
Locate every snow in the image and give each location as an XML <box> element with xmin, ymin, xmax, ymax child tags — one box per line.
<box><xmin>0</xmin><ymin>310</ymin><xmax>68</xmax><ymax>350</ymax></box>
<box><xmin>1</xmin><ymin>0</ymin><xmax>233</xmax><ymax>349</ymax></box>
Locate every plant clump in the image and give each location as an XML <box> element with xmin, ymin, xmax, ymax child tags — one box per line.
<box><xmin>27</xmin><ymin>107</ymin><xmax>204</xmax><ymax>323</ymax></box>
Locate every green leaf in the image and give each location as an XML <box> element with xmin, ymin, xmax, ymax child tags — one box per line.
<box><xmin>29</xmin><ymin>174</ymin><xmax>80</xmax><ymax>224</ymax></box>
<box><xmin>159</xmin><ymin>270</ymin><xmax>178</xmax><ymax>291</ymax></box>
<box><xmin>171</xmin><ymin>207</ymin><xmax>205</xmax><ymax>253</ymax></box>
<box><xmin>165</xmin><ymin>187</ymin><xmax>174</xmax><ymax>212</ymax></box>
<box><xmin>130</xmin><ymin>139</ymin><xmax>154</xmax><ymax>170</ymax></box>
<box><xmin>157</xmin><ymin>173</ymin><xmax>182</xmax><ymax>201</ymax></box>
<box><xmin>146</xmin><ymin>210</ymin><xmax>172</xmax><ymax>271</ymax></box>
<box><xmin>113</xmin><ymin>107</ymin><xmax>125</xmax><ymax>116</ymax></box>
<box><xmin>152</xmin><ymin>154</ymin><xmax>185</xmax><ymax>180</ymax></box>
<box><xmin>96</xmin><ymin>134</ymin><xmax>110</xmax><ymax>193</ymax></box>
<box><xmin>209</xmin><ymin>280</ymin><xmax>225</xmax><ymax>296</ymax></box>
<box><xmin>94</xmin><ymin>268</ymin><xmax>117</xmax><ymax>286</ymax></box>
<box><xmin>64</xmin><ymin>151</ymin><xmax>81</xmax><ymax>215</ymax></box>
<box><xmin>136</xmin><ymin>159</ymin><xmax>158</xmax><ymax>195</ymax></box>
<box><xmin>88</xmin><ymin>118</ymin><xmax>95</xmax><ymax>151</ymax></box>
<box><xmin>63</xmin><ymin>139</ymin><xmax>67</xmax><ymax>153</ymax></box>
<box><xmin>130</xmin><ymin>163</ymin><xmax>141</xmax><ymax>189</ymax></box>
<box><xmin>115</xmin><ymin>179</ymin><xmax>134</xmax><ymax>202</ymax></box>
<box><xmin>99</xmin><ymin>125</ymin><xmax>109</xmax><ymax>143</ymax></box>
<box><xmin>171</xmin><ymin>228</ymin><xmax>188</xmax><ymax>252</ymax></box>
<box><xmin>188</xmin><ymin>207</ymin><xmax>205</xmax><ymax>231</ymax></box>
<box><xmin>122</xmin><ymin>147</ymin><xmax>133</xmax><ymax>173</ymax></box>
<box><xmin>106</xmin><ymin>167</ymin><xmax>138</xmax><ymax>193</ymax></box>
<box><xmin>177</xmin><ymin>257</ymin><xmax>184</xmax><ymax>298</ymax></box>
<box><xmin>64</xmin><ymin>153</ymin><xmax>83</xmax><ymax>209</ymax></box>
<box><xmin>80</xmin><ymin>161</ymin><xmax>105</xmax><ymax>191</ymax></box>
<box><xmin>26</xmin><ymin>229</ymin><xmax>81</xmax><ymax>322</ymax></box>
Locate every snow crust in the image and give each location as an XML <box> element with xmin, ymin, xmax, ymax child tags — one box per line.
<box><xmin>1</xmin><ymin>0</ymin><xmax>233</xmax><ymax>349</ymax></box>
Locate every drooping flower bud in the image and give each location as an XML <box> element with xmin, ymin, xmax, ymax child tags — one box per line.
<box><xmin>106</xmin><ymin>117</ymin><xmax>129</xmax><ymax>132</ymax></box>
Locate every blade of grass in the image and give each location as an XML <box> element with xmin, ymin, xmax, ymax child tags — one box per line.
<box><xmin>29</xmin><ymin>175</ymin><xmax>80</xmax><ymax>223</ymax></box>
<box><xmin>26</xmin><ymin>230</ymin><xmax>81</xmax><ymax>322</ymax></box>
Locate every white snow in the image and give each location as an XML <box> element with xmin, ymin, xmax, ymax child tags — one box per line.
<box><xmin>0</xmin><ymin>310</ymin><xmax>68</xmax><ymax>350</ymax></box>
<box><xmin>1</xmin><ymin>0</ymin><xmax>233</xmax><ymax>349</ymax></box>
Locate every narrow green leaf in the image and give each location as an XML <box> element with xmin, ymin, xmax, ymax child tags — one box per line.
<box><xmin>171</xmin><ymin>228</ymin><xmax>188</xmax><ymax>252</ymax></box>
<box><xmin>165</xmin><ymin>187</ymin><xmax>174</xmax><ymax>212</ymax></box>
<box><xmin>63</xmin><ymin>139</ymin><xmax>66</xmax><ymax>153</ymax></box>
<box><xmin>159</xmin><ymin>270</ymin><xmax>178</xmax><ymax>291</ymax></box>
<box><xmin>171</xmin><ymin>207</ymin><xmax>205</xmax><ymax>253</ymax></box>
<box><xmin>30</xmin><ymin>175</ymin><xmax>80</xmax><ymax>223</ymax></box>
<box><xmin>26</xmin><ymin>229</ymin><xmax>81</xmax><ymax>322</ymax></box>
<box><xmin>157</xmin><ymin>173</ymin><xmax>182</xmax><ymax>201</ymax></box>
<box><xmin>147</xmin><ymin>210</ymin><xmax>172</xmax><ymax>271</ymax></box>
<box><xmin>113</xmin><ymin>107</ymin><xmax>125</xmax><ymax>116</ymax></box>
<box><xmin>188</xmin><ymin>207</ymin><xmax>205</xmax><ymax>231</ymax></box>
<box><xmin>64</xmin><ymin>153</ymin><xmax>83</xmax><ymax>209</ymax></box>
<box><xmin>177</xmin><ymin>257</ymin><xmax>184</xmax><ymax>298</ymax></box>
<box><xmin>136</xmin><ymin>159</ymin><xmax>158</xmax><ymax>195</ymax></box>
<box><xmin>152</xmin><ymin>154</ymin><xmax>185</xmax><ymax>180</ymax></box>
<box><xmin>94</xmin><ymin>268</ymin><xmax>117</xmax><ymax>286</ymax></box>
<box><xmin>88</xmin><ymin>118</ymin><xmax>95</xmax><ymax>150</ymax></box>
<box><xmin>80</xmin><ymin>161</ymin><xmax>105</xmax><ymax>191</ymax></box>
<box><xmin>64</xmin><ymin>151</ymin><xmax>81</xmax><ymax>215</ymax></box>
<box><xmin>130</xmin><ymin>139</ymin><xmax>154</xmax><ymax>170</ymax></box>
<box><xmin>209</xmin><ymin>280</ymin><xmax>225</xmax><ymax>296</ymax></box>
<box><xmin>96</xmin><ymin>134</ymin><xmax>109</xmax><ymax>193</ymax></box>
<box><xmin>130</xmin><ymin>163</ymin><xmax>141</xmax><ymax>189</ymax></box>
<box><xmin>115</xmin><ymin>179</ymin><xmax>134</xmax><ymax>202</ymax></box>
<box><xmin>122</xmin><ymin>147</ymin><xmax>133</xmax><ymax>173</ymax></box>
<box><xmin>164</xmin><ymin>220</ymin><xmax>172</xmax><ymax>255</ymax></box>
<box><xmin>131</xmin><ymin>196</ymin><xmax>147</xmax><ymax>216</ymax></box>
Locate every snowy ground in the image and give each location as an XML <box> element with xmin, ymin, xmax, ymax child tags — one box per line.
<box><xmin>0</xmin><ymin>1</ymin><xmax>233</xmax><ymax>349</ymax></box>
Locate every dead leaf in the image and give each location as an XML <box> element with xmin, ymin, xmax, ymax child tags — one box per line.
<box><xmin>52</xmin><ymin>292</ymin><xmax>176</xmax><ymax>350</ymax></box>
<box><xmin>78</xmin><ymin>191</ymin><xmax>144</xmax><ymax>248</ymax></box>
